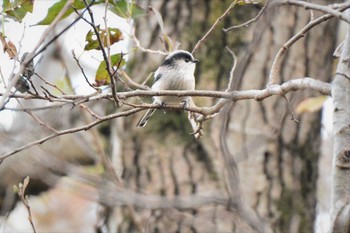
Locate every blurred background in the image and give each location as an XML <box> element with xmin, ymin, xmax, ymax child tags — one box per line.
<box><xmin>0</xmin><ymin>0</ymin><xmax>341</xmax><ymax>232</ymax></box>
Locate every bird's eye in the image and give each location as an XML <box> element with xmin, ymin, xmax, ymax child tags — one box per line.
<box><xmin>185</xmin><ymin>58</ymin><xmax>190</xmax><ymax>62</ymax></box>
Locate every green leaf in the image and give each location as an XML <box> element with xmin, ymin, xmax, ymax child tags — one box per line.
<box><xmin>94</xmin><ymin>53</ymin><xmax>125</xmax><ymax>86</ymax></box>
<box><xmin>36</xmin><ymin>0</ymin><xmax>101</xmax><ymax>25</ymax></box>
<box><xmin>85</xmin><ymin>29</ymin><xmax>99</xmax><ymax>50</ymax></box>
<box><xmin>109</xmin><ymin>0</ymin><xmax>128</xmax><ymax>18</ymax></box>
<box><xmin>109</xmin><ymin>0</ymin><xmax>144</xmax><ymax>19</ymax></box>
<box><xmin>84</xmin><ymin>26</ymin><xmax>123</xmax><ymax>51</ymax></box>
<box><xmin>36</xmin><ymin>0</ymin><xmax>73</xmax><ymax>25</ymax></box>
<box><xmin>128</xmin><ymin>2</ymin><xmax>144</xmax><ymax>18</ymax></box>
<box><xmin>3</xmin><ymin>0</ymin><xmax>34</xmax><ymax>22</ymax></box>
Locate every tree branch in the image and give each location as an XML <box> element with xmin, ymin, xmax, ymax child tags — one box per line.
<box><xmin>276</xmin><ymin>0</ymin><xmax>350</xmax><ymax>24</ymax></box>
<box><xmin>192</xmin><ymin>0</ymin><xmax>238</xmax><ymax>54</ymax></box>
<box><xmin>0</xmin><ymin>77</ymin><xmax>330</xmax><ymax>167</ymax></box>
<box><xmin>0</xmin><ymin>0</ymin><xmax>83</xmax><ymax>109</ymax></box>
<box><xmin>268</xmin><ymin>3</ymin><xmax>350</xmax><ymax>85</ymax></box>
<box><xmin>223</xmin><ymin>1</ymin><xmax>270</xmax><ymax>32</ymax></box>
<box><xmin>82</xmin><ymin>0</ymin><xmax>120</xmax><ymax>106</ymax></box>
<box><xmin>0</xmin><ymin>108</ymin><xmax>143</xmax><ymax>163</ymax></box>
<box><xmin>0</xmin><ymin>77</ymin><xmax>331</xmax><ymax>103</ymax></box>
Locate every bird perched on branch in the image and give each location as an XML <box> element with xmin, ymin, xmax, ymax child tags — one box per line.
<box><xmin>137</xmin><ymin>50</ymin><xmax>199</xmax><ymax>127</ymax></box>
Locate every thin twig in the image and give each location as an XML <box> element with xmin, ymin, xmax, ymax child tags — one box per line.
<box><xmin>282</xmin><ymin>95</ymin><xmax>299</xmax><ymax>122</ymax></box>
<box><xmin>0</xmin><ymin>108</ymin><xmax>143</xmax><ymax>163</ymax></box>
<box><xmin>72</xmin><ymin>51</ymin><xmax>99</xmax><ymax>91</ymax></box>
<box><xmin>119</xmin><ymin>70</ymin><xmax>149</xmax><ymax>90</ymax></box>
<box><xmin>4</xmin><ymin>102</ymin><xmax>66</xmax><ymax>111</ymax></box>
<box><xmin>277</xmin><ymin>0</ymin><xmax>350</xmax><ymax>24</ymax></box>
<box><xmin>16</xmin><ymin>100</ymin><xmax>59</xmax><ymax>133</ymax></box>
<box><xmin>0</xmin><ymin>0</ymin><xmax>85</xmax><ymax>109</ymax></box>
<box><xmin>192</xmin><ymin>0</ymin><xmax>238</xmax><ymax>54</ymax></box>
<box><xmin>35</xmin><ymin>72</ymin><xmax>66</xmax><ymax>95</ymax></box>
<box><xmin>224</xmin><ymin>1</ymin><xmax>269</xmax><ymax>32</ymax></box>
<box><xmin>306</xmin><ymin>0</ymin><xmax>315</xmax><ymax>21</ymax></box>
<box><xmin>78</xmin><ymin>104</ymin><xmax>102</xmax><ymax>120</ymax></box>
<box><xmin>82</xmin><ymin>0</ymin><xmax>120</xmax><ymax>106</ymax></box>
<box><xmin>16</xmin><ymin>177</ymin><xmax>37</xmax><ymax>233</ymax></box>
<box><xmin>225</xmin><ymin>46</ymin><xmax>238</xmax><ymax>91</ymax></box>
<box><xmin>131</xmin><ymin>29</ymin><xmax>168</xmax><ymax>55</ymax></box>
<box><xmin>0</xmin><ymin>67</ymin><xmax>6</xmax><ymax>88</ymax></box>
<box><xmin>33</xmin><ymin>5</ymin><xmax>92</xmax><ymax>60</ymax></box>
<box><xmin>268</xmin><ymin>3</ymin><xmax>350</xmax><ymax>85</ymax></box>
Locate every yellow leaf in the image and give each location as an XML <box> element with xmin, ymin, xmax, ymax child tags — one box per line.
<box><xmin>295</xmin><ymin>96</ymin><xmax>328</xmax><ymax>114</ymax></box>
<box><xmin>94</xmin><ymin>53</ymin><xmax>125</xmax><ymax>86</ymax></box>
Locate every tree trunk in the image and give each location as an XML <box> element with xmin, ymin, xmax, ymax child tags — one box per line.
<box><xmin>329</xmin><ymin>10</ymin><xmax>350</xmax><ymax>232</ymax></box>
<box><xmin>223</xmin><ymin>4</ymin><xmax>337</xmax><ymax>233</ymax></box>
<box><xmin>114</xmin><ymin>1</ymin><xmax>338</xmax><ymax>232</ymax></box>
<box><xmin>0</xmin><ymin>1</ymin><xmax>339</xmax><ymax>232</ymax></box>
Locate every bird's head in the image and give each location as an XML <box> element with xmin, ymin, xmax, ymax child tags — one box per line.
<box><xmin>160</xmin><ymin>50</ymin><xmax>199</xmax><ymax>74</ymax></box>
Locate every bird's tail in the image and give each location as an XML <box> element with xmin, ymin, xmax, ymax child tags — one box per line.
<box><xmin>136</xmin><ymin>109</ymin><xmax>157</xmax><ymax>127</ymax></box>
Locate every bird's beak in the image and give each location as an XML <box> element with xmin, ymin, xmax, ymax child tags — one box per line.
<box><xmin>193</xmin><ymin>59</ymin><xmax>199</xmax><ymax>63</ymax></box>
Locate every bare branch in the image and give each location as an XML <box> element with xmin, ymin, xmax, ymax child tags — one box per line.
<box><xmin>119</xmin><ymin>70</ymin><xmax>149</xmax><ymax>90</ymax></box>
<box><xmin>225</xmin><ymin>46</ymin><xmax>238</xmax><ymax>91</ymax></box>
<box><xmin>276</xmin><ymin>0</ymin><xmax>350</xmax><ymax>24</ymax></box>
<box><xmin>282</xmin><ymin>95</ymin><xmax>299</xmax><ymax>123</ymax></box>
<box><xmin>0</xmin><ymin>77</ymin><xmax>331</xmax><ymax>106</ymax></box>
<box><xmin>268</xmin><ymin>3</ymin><xmax>350</xmax><ymax>85</ymax></box>
<box><xmin>72</xmin><ymin>174</ymin><xmax>230</xmax><ymax>210</ymax></box>
<box><xmin>0</xmin><ymin>77</ymin><xmax>330</xmax><ymax>164</ymax></box>
<box><xmin>17</xmin><ymin>101</ymin><xmax>59</xmax><ymax>133</ymax></box>
<box><xmin>4</xmin><ymin>102</ymin><xmax>66</xmax><ymax>111</ymax></box>
<box><xmin>131</xmin><ymin>29</ymin><xmax>168</xmax><ymax>55</ymax></box>
<box><xmin>0</xmin><ymin>67</ymin><xmax>6</xmax><ymax>89</ymax></box>
<box><xmin>117</xmin><ymin>78</ymin><xmax>330</xmax><ymax>102</ymax></box>
<box><xmin>223</xmin><ymin>1</ymin><xmax>269</xmax><ymax>32</ymax></box>
<box><xmin>15</xmin><ymin>177</ymin><xmax>37</xmax><ymax>233</ymax></box>
<box><xmin>82</xmin><ymin>0</ymin><xmax>120</xmax><ymax>106</ymax></box>
<box><xmin>0</xmin><ymin>108</ymin><xmax>143</xmax><ymax>163</ymax></box>
<box><xmin>0</xmin><ymin>0</ymin><xmax>81</xmax><ymax>109</ymax></box>
<box><xmin>72</xmin><ymin>51</ymin><xmax>100</xmax><ymax>91</ymax></box>
<box><xmin>192</xmin><ymin>1</ymin><xmax>238</xmax><ymax>54</ymax></box>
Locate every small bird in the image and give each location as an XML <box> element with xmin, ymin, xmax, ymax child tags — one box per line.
<box><xmin>137</xmin><ymin>50</ymin><xmax>199</xmax><ymax>127</ymax></box>
<box><xmin>15</xmin><ymin>52</ymin><xmax>35</xmax><ymax>93</ymax></box>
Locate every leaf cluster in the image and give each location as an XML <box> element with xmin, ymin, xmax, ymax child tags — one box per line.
<box><xmin>37</xmin><ymin>0</ymin><xmax>144</xmax><ymax>25</ymax></box>
<box><xmin>2</xmin><ymin>0</ymin><xmax>34</xmax><ymax>22</ymax></box>
<box><xmin>2</xmin><ymin>0</ymin><xmax>144</xmax><ymax>86</ymax></box>
<box><xmin>34</xmin><ymin>0</ymin><xmax>144</xmax><ymax>86</ymax></box>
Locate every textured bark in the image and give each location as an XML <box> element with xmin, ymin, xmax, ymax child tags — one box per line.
<box><xmin>330</xmin><ymin>11</ymin><xmax>350</xmax><ymax>232</ymax></box>
<box><xmin>0</xmin><ymin>1</ymin><xmax>340</xmax><ymax>232</ymax></box>
<box><xmin>114</xmin><ymin>1</ymin><xmax>338</xmax><ymax>232</ymax></box>
<box><xmin>225</xmin><ymin>4</ymin><xmax>337</xmax><ymax>233</ymax></box>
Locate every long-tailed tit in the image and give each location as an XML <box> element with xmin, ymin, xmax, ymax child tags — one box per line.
<box><xmin>137</xmin><ymin>50</ymin><xmax>199</xmax><ymax>127</ymax></box>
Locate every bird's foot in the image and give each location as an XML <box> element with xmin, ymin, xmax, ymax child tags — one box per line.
<box><xmin>180</xmin><ymin>100</ymin><xmax>188</xmax><ymax>110</ymax></box>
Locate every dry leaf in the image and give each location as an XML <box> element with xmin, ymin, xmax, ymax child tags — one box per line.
<box><xmin>0</xmin><ymin>33</ymin><xmax>17</xmax><ymax>59</ymax></box>
<box><xmin>295</xmin><ymin>96</ymin><xmax>328</xmax><ymax>114</ymax></box>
